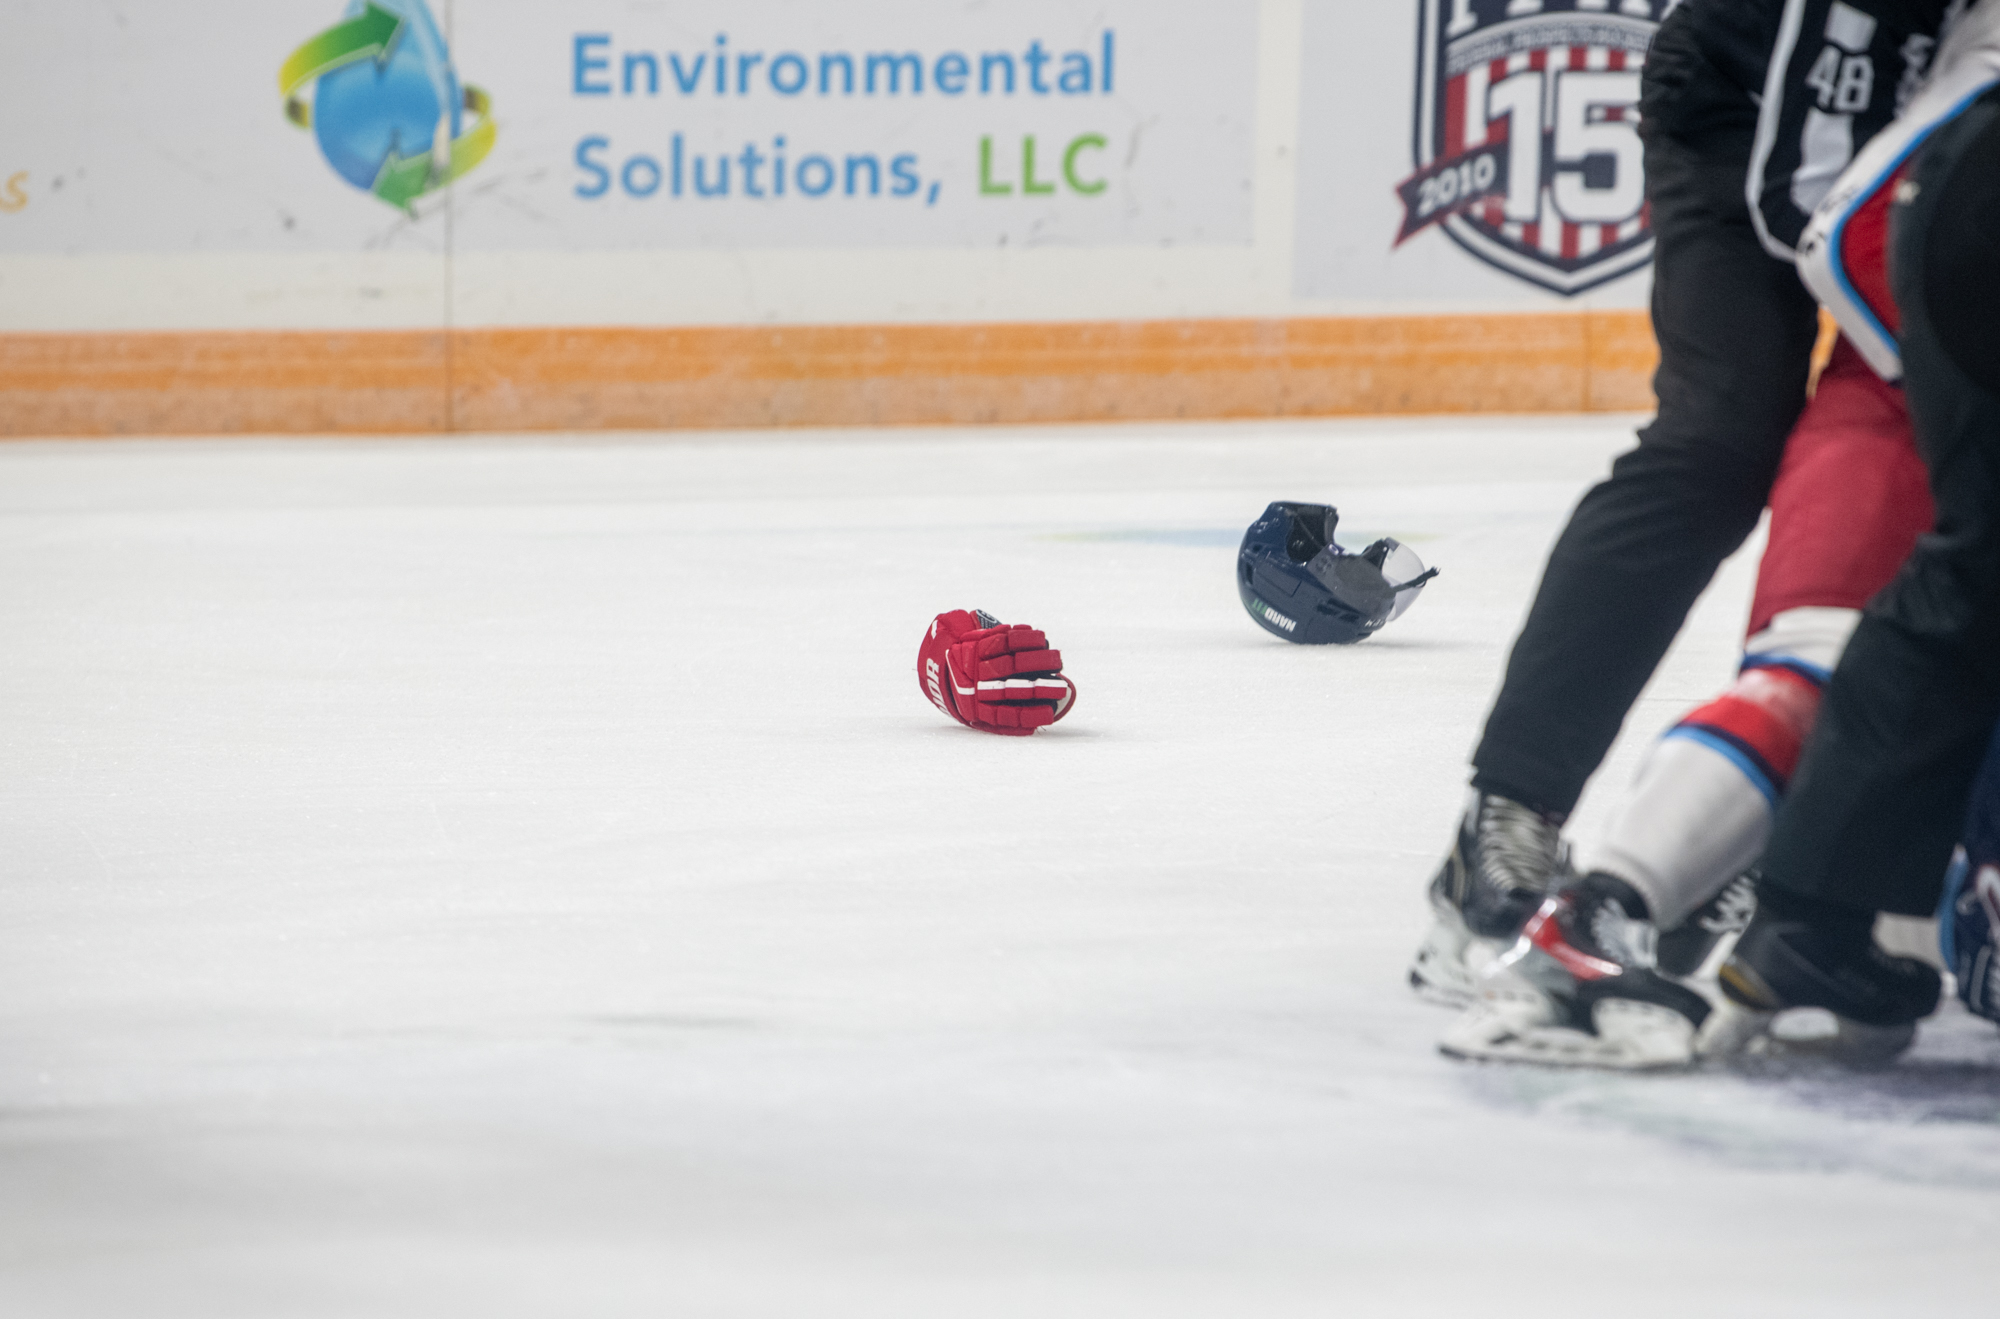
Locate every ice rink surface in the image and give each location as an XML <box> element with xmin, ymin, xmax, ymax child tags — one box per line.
<box><xmin>4</xmin><ymin>417</ymin><xmax>1997</xmax><ymax>1317</ymax></box>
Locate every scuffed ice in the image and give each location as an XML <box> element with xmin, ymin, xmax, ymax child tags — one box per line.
<box><xmin>1</xmin><ymin>419</ymin><xmax>1995</xmax><ymax>1318</ymax></box>
<box><xmin>1463</xmin><ymin>1006</ymin><xmax>2000</xmax><ymax>1189</ymax></box>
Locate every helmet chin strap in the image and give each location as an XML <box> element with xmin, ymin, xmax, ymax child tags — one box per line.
<box><xmin>1389</xmin><ymin>567</ymin><xmax>1441</xmax><ymax>594</ymax></box>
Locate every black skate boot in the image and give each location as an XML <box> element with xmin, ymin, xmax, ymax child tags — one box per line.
<box><xmin>1439</xmin><ymin>872</ymin><xmax>1714</xmax><ymax>1070</ymax></box>
<box><xmin>1655</xmin><ymin>871</ymin><xmax>1759</xmax><ymax>979</ymax></box>
<box><xmin>1707</xmin><ymin>883</ymin><xmax>1942</xmax><ymax>1066</ymax></box>
<box><xmin>1410</xmin><ymin>791</ymin><xmax>1565</xmax><ymax>1007</ymax></box>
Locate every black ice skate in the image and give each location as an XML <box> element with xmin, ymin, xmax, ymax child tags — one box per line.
<box><xmin>1439</xmin><ymin>872</ymin><xmax>1714</xmax><ymax>1070</ymax></box>
<box><xmin>1409</xmin><ymin>791</ymin><xmax>1565</xmax><ymax>1007</ymax></box>
<box><xmin>1708</xmin><ymin>885</ymin><xmax>1942</xmax><ymax>1066</ymax></box>
<box><xmin>1655</xmin><ymin>871</ymin><xmax>1758</xmax><ymax>979</ymax></box>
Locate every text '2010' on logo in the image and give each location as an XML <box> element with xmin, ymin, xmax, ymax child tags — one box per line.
<box><xmin>280</xmin><ymin>1</ymin><xmax>495</xmax><ymax>212</ymax></box>
<box><xmin>1398</xmin><ymin>0</ymin><xmax>1665</xmax><ymax>296</ymax></box>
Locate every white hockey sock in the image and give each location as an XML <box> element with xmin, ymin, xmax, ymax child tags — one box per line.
<box><xmin>1588</xmin><ymin>608</ymin><xmax>1859</xmax><ymax>929</ymax></box>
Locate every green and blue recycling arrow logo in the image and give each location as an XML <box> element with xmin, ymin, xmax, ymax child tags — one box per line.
<box><xmin>281</xmin><ymin>1</ymin><xmax>494</xmax><ymax>211</ymax></box>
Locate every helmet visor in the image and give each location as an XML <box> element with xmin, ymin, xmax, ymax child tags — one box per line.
<box><xmin>1304</xmin><ymin>536</ymin><xmax>1437</xmax><ymax>631</ymax></box>
<box><xmin>1374</xmin><ymin>539</ymin><xmax>1434</xmax><ymax>622</ymax></box>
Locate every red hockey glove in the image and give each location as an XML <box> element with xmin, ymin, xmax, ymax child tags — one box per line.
<box><xmin>917</xmin><ymin>609</ymin><xmax>1077</xmax><ymax>736</ymax></box>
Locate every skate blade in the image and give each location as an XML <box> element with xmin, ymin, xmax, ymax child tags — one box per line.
<box><xmin>1694</xmin><ymin>998</ymin><xmax>1772</xmax><ymax>1060</ymax></box>
<box><xmin>1408</xmin><ymin>916</ymin><xmax>1502</xmax><ymax>1009</ymax></box>
<box><xmin>1697</xmin><ymin>1002</ymin><xmax>1918</xmax><ymax>1069</ymax></box>
<box><xmin>1437</xmin><ymin>995</ymin><xmax>1697</xmax><ymax>1071</ymax></box>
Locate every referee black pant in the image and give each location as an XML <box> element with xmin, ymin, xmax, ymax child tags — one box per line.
<box><xmin>1469</xmin><ymin>29</ymin><xmax>1822</xmax><ymax>819</ymax></box>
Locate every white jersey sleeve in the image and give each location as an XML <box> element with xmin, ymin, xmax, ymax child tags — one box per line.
<box><xmin>1798</xmin><ymin>0</ymin><xmax>2000</xmax><ymax>380</ymax></box>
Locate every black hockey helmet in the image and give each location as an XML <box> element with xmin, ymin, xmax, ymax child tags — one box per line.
<box><xmin>1236</xmin><ymin>501</ymin><xmax>1437</xmax><ymax>645</ymax></box>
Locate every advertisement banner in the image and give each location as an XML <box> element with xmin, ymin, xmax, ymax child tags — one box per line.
<box><xmin>0</xmin><ymin>1</ymin><xmax>1667</xmax><ymax>431</ymax></box>
<box><xmin>1294</xmin><ymin>0</ymin><xmax>1662</xmax><ymax>307</ymax></box>
<box><xmin>461</xmin><ymin>0</ymin><xmax>1255</xmax><ymax>250</ymax></box>
<box><xmin>0</xmin><ymin>0</ymin><xmax>1256</xmax><ymax>256</ymax></box>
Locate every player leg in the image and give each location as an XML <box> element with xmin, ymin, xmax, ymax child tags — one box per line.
<box><xmin>1442</xmin><ymin>344</ymin><xmax>1931</xmax><ymax>1067</ymax></box>
<box><xmin>1593</xmin><ymin>339</ymin><xmax>1929</xmax><ymax>935</ymax></box>
<box><xmin>1410</xmin><ymin>12</ymin><xmax>1823</xmax><ymax>1006</ymax></box>
<box><xmin>1469</xmin><ymin>133</ymin><xmax>1819</xmax><ymax>821</ymax></box>
<box><xmin>1720</xmin><ymin>88</ymin><xmax>2000</xmax><ymax>1058</ymax></box>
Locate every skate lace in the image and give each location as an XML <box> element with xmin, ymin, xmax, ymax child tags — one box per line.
<box><xmin>1588</xmin><ymin>900</ymin><xmax>1658</xmax><ymax>970</ymax></box>
<box><xmin>1476</xmin><ymin>796</ymin><xmax>1562</xmax><ymax>895</ymax></box>
<box><xmin>1699</xmin><ymin>873</ymin><xmax>1758</xmax><ymax>936</ymax></box>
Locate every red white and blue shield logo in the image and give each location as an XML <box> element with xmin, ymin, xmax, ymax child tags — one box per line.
<box><xmin>1399</xmin><ymin>0</ymin><xmax>1662</xmax><ymax>296</ymax></box>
